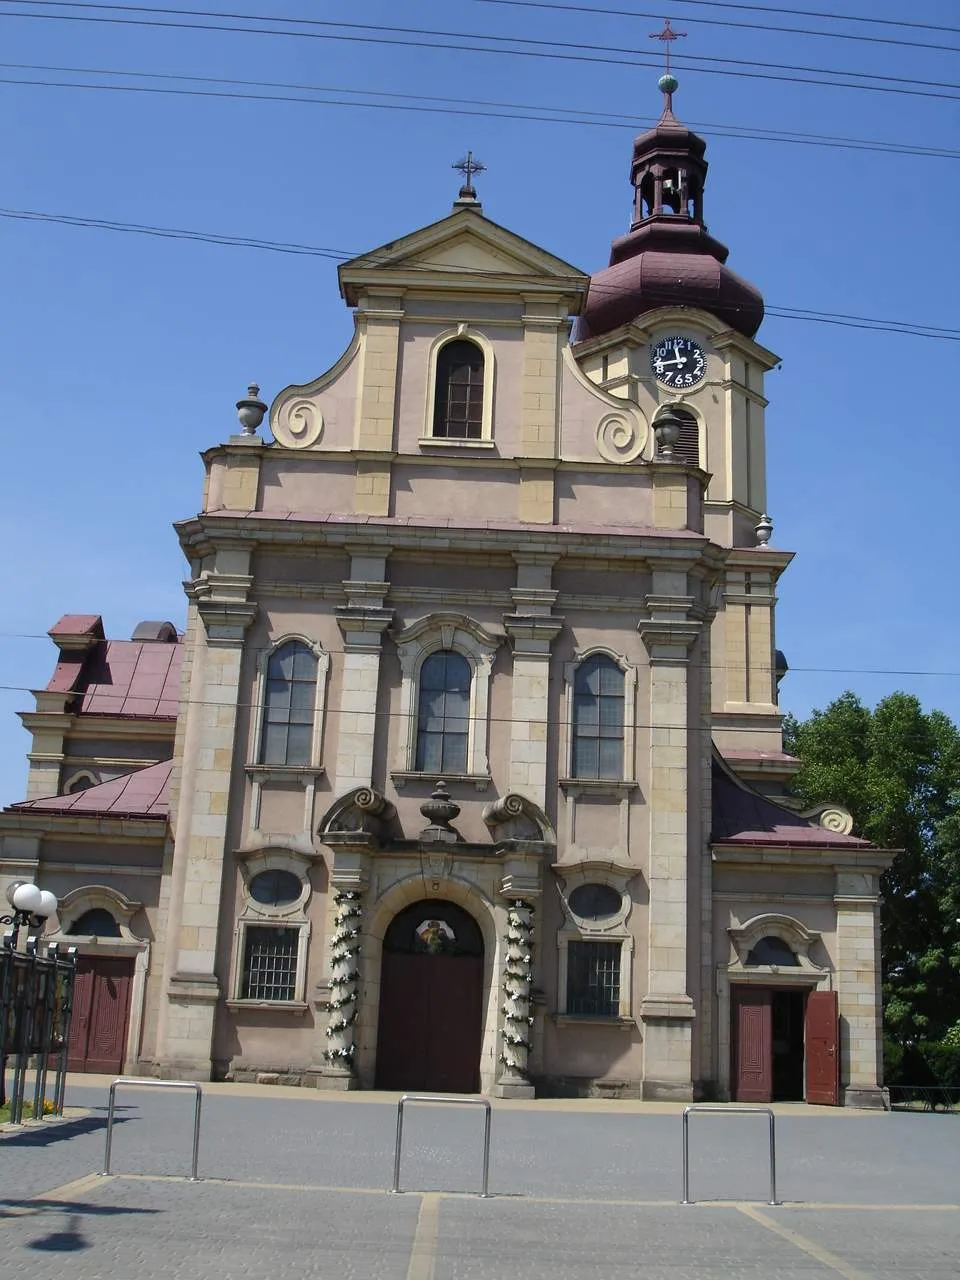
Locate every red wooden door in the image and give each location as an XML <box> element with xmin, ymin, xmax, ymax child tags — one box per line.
<box><xmin>805</xmin><ymin>989</ymin><xmax>840</xmax><ymax>1105</ymax></box>
<box><xmin>67</xmin><ymin>957</ymin><xmax>134</xmax><ymax>1073</ymax></box>
<box><xmin>733</xmin><ymin>987</ymin><xmax>772</xmax><ymax>1102</ymax></box>
<box><xmin>376</xmin><ymin>952</ymin><xmax>483</xmax><ymax>1093</ymax></box>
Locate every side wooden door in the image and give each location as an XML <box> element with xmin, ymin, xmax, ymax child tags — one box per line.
<box><xmin>67</xmin><ymin>957</ymin><xmax>134</xmax><ymax>1074</ymax></box>
<box><xmin>733</xmin><ymin>986</ymin><xmax>772</xmax><ymax>1102</ymax></box>
<box><xmin>805</xmin><ymin>989</ymin><xmax>840</xmax><ymax>1105</ymax></box>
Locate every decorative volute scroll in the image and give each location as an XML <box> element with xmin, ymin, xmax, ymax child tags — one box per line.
<box><xmin>801</xmin><ymin>803</ymin><xmax>855</xmax><ymax>836</ymax></box>
<box><xmin>271</xmin><ymin>398</ymin><xmax>324</xmax><ymax>450</ymax></box>
<box><xmin>482</xmin><ymin>793</ymin><xmax>555</xmax><ymax>844</ymax></box>
<box><xmin>318</xmin><ymin>787</ymin><xmax>398</xmax><ymax>845</ymax></box>
<box><xmin>595</xmin><ymin>410</ymin><xmax>648</xmax><ymax>464</ymax></box>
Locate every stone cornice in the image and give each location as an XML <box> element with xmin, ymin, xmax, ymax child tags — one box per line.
<box><xmin>0</xmin><ymin>810</ymin><xmax>168</xmax><ymax>840</ymax></box>
<box><xmin>177</xmin><ymin>511</ymin><xmax>722</xmax><ymax>567</ymax></box>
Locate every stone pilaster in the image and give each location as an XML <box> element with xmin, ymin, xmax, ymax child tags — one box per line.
<box><xmin>836</xmin><ymin>872</ymin><xmax>885</xmax><ymax>1108</ymax></box>
<box><xmin>333</xmin><ymin>550</ymin><xmax>392</xmax><ymax>795</ymax></box>
<box><xmin>637</xmin><ymin>583</ymin><xmax>701</xmax><ymax>1100</ymax></box>
<box><xmin>503</xmin><ymin>557</ymin><xmax>562</xmax><ymax>810</ymax></box>
<box><xmin>157</xmin><ymin>552</ymin><xmax>256</xmax><ymax>1078</ymax></box>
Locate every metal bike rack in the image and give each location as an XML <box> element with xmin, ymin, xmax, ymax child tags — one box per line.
<box><xmin>681</xmin><ymin>1105</ymin><xmax>779</xmax><ymax>1206</ymax></box>
<box><xmin>101</xmin><ymin>1078</ymin><xmax>203</xmax><ymax>1181</ymax></box>
<box><xmin>391</xmin><ymin>1094</ymin><xmax>492</xmax><ymax>1197</ymax></box>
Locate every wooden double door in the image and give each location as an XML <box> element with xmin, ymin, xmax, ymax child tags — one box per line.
<box><xmin>375</xmin><ymin>900</ymin><xmax>484</xmax><ymax>1094</ymax></box>
<box><xmin>67</xmin><ymin>956</ymin><xmax>134</xmax><ymax>1074</ymax></box>
<box><xmin>733</xmin><ymin>986</ymin><xmax>839</xmax><ymax>1105</ymax></box>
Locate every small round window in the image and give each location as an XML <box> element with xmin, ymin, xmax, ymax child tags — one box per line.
<box><xmin>569</xmin><ymin>883</ymin><xmax>622</xmax><ymax>921</ymax></box>
<box><xmin>249</xmin><ymin>870</ymin><xmax>302</xmax><ymax>907</ymax></box>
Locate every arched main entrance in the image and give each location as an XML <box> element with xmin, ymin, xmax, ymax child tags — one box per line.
<box><xmin>375</xmin><ymin>899</ymin><xmax>484</xmax><ymax>1093</ymax></box>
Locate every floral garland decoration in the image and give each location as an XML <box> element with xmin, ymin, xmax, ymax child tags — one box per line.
<box><xmin>323</xmin><ymin>889</ymin><xmax>362</xmax><ymax>1063</ymax></box>
<box><xmin>499</xmin><ymin>900</ymin><xmax>534</xmax><ymax>1074</ymax></box>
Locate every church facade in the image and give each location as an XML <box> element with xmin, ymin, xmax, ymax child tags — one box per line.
<box><xmin>0</xmin><ymin>81</ymin><xmax>894</xmax><ymax>1105</ymax></box>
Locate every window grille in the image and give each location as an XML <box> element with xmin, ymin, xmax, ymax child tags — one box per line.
<box><xmin>241</xmin><ymin>926</ymin><xmax>298</xmax><ymax>1001</ymax></box>
<box><xmin>567</xmin><ymin>940</ymin><xmax>621</xmax><ymax>1017</ymax></box>
<box><xmin>416</xmin><ymin>650</ymin><xmax>471</xmax><ymax>773</ymax></box>
<box><xmin>260</xmin><ymin>641</ymin><xmax>318</xmax><ymax>766</ymax></box>
<box><xmin>433</xmin><ymin>340</ymin><xmax>484</xmax><ymax>439</ymax></box>
<box><xmin>67</xmin><ymin>908</ymin><xmax>121</xmax><ymax>937</ymax></box>
<box><xmin>572</xmin><ymin>655</ymin><xmax>625</xmax><ymax>780</ymax></box>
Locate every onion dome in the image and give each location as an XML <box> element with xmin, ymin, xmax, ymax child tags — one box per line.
<box><xmin>573</xmin><ymin>76</ymin><xmax>764</xmax><ymax>343</ymax></box>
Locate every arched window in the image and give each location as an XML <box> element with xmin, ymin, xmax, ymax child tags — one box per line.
<box><xmin>64</xmin><ymin>772</ymin><xmax>97</xmax><ymax>795</ymax></box>
<box><xmin>433</xmin><ymin>340</ymin><xmax>484</xmax><ymax>439</ymax></box>
<box><xmin>746</xmin><ymin>936</ymin><xmax>801</xmax><ymax>967</ymax></box>
<box><xmin>67</xmin><ymin>908</ymin><xmax>121</xmax><ymax>937</ymax></box>
<box><xmin>572</xmin><ymin>655</ymin><xmax>625</xmax><ymax>780</ymax></box>
<box><xmin>259</xmin><ymin>641</ymin><xmax>318</xmax><ymax>766</ymax></box>
<box><xmin>416</xmin><ymin>651</ymin><xmax>471</xmax><ymax>773</ymax></box>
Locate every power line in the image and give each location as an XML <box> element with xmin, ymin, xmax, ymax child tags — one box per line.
<box><xmin>468</xmin><ymin>0</ymin><xmax>960</xmax><ymax>55</ymax></box>
<box><xmin>1</xmin><ymin>3</ymin><xmax>959</xmax><ymax>100</ymax></box>
<box><xmin>3</xmin><ymin>205</ymin><xmax>958</xmax><ymax>342</ymax></box>
<box><xmin>0</xmin><ymin>630</ymin><xmax>958</xmax><ymax>681</ymax></box>
<box><xmin>2</xmin><ymin>62</ymin><xmax>957</xmax><ymax>160</ymax></box>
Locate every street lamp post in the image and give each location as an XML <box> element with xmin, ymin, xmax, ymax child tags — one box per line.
<box><xmin>1</xmin><ymin>881</ymin><xmax>61</xmax><ymax>1121</ymax></box>
<box><xmin>1</xmin><ymin>880</ymin><xmax>59</xmax><ymax>950</ymax></box>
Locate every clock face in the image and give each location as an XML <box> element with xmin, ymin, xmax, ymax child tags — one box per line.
<box><xmin>651</xmin><ymin>335</ymin><xmax>707</xmax><ymax>389</ymax></box>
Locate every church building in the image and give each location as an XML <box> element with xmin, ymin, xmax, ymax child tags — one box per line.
<box><xmin>0</xmin><ymin>76</ymin><xmax>895</xmax><ymax>1106</ymax></box>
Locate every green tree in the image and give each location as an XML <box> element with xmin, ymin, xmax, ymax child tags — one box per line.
<box><xmin>784</xmin><ymin>693</ymin><xmax>960</xmax><ymax>1079</ymax></box>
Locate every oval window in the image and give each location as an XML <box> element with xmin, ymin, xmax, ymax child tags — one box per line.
<box><xmin>249</xmin><ymin>870</ymin><xmax>302</xmax><ymax>907</ymax></box>
<box><xmin>569</xmin><ymin>883</ymin><xmax>622</xmax><ymax>921</ymax></box>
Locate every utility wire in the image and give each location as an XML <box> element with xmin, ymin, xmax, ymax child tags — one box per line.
<box><xmin>3</xmin><ymin>205</ymin><xmax>958</xmax><ymax>342</ymax></box>
<box><xmin>7</xmin><ymin>0</ymin><xmax>954</xmax><ymax>38</ymax></box>
<box><xmin>469</xmin><ymin>0</ymin><xmax>960</xmax><ymax>55</ymax></box>
<box><xmin>1</xmin><ymin>4</ymin><xmax>959</xmax><ymax>100</ymax></box>
<box><xmin>0</xmin><ymin>632</ymin><xmax>958</xmax><ymax>681</ymax></box>
<box><xmin>3</xmin><ymin>64</ymin><xmax>957</xmax><ymax>160</ymax></box>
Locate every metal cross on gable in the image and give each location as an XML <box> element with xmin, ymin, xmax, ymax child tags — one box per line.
<box><xmin>649</xmin><ymin>18</ymin><xmax>687</xmax><ymax>75</ymax></box>
<box><xmin>453</xmin><ymin>151</ymin><xmax>486</xmax><ymax>198</ymax></box>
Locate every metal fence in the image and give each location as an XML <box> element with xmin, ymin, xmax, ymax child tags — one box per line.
<box><xmin>0</xmin><ymin>940</ymin><xmax>76</xmax><ymax>1124</ymax></box>
<box><xmin>391</xmin><ymin>1093</ymin><xmax>492</xmax><ymax>1196</ymax></box>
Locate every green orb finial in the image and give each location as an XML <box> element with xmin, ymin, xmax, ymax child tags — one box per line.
<box><xmin>659</xmin><ymin>73</ymin><xmax>678</xmax><ymax>95</ymax></box>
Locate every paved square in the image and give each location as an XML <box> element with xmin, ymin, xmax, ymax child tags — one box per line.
<box><xmin>2</xmin><ymin>1081</ymin><xmax>959</xmax><ymax>1278</ymax></box>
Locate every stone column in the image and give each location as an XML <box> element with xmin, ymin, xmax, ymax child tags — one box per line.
<box><xmin>333</xmin><ymin>551</ymin><xmax>392</xmax><ymax>795</ymax></box>
<box><xmin>158</xmin><ymin>552</ymin><xmax>256</xmax><ymax>1078</ymax></box>
<box><xmin>836</xmin><ymin>871</ymin><xmax>886</xmax><ymax>1108</ymax></box>
<box><xmin>503</xmin><ymin>555</ymin><xmax>562</xmax><ymax>811</ymax></box>
<box><xmin>637</xmin><ymin>584</ymin><xmax>700</xmax><ymax>1100</ymax></box>
<box><xmin>496</xmin><ymin>897</ymin><xmax>536</xmax><ymax>1099</ymax></box>
<box><xmin>321</xmin><ymin>885</ymin><xmax>364</xmax><ymax>1086</ymax></box>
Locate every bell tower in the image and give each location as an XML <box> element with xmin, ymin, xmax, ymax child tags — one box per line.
<box><xmin>572</xmin><ymin>73</ymin><xmax>790</xmax><ymax>760</ymax></box>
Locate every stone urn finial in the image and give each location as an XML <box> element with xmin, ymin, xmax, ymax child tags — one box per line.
<box><xmin>419</xmin><ymin>781</ymin><xmax>463</xmax><ymax>844</ymax></box>
<box><xmin>236</xmin><ymin>382</ymin><xmax>267</xmax><ymax>436</ymax></box>
<box><xmin>755</xmin><ymin>513</ymin><xmax>773</xmax><ymax>548</ymax></box>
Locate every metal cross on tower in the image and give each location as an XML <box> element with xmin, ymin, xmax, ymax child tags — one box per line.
<box><xmin>453</xmin><ymin>151</ymin><xmax>486</xmax><ymax>200</ymax></box>
<box><xmin>649</xmin><ymin>18</ymin><xmax>687</xmax><ymax>75</ymax></box>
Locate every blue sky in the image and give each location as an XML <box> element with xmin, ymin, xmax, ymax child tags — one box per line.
<box><xmin>1</xmin><ymin>0</ymin><xmax>958</xmax><ymax>803</ymax></box>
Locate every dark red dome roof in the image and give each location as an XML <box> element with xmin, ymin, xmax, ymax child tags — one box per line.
<box><xmin>574</xmin><ymin>228</ymin><xmax>764</xmax><ymax>342</ymax></box>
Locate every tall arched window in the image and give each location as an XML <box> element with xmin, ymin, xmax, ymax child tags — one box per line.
<box><xmin>433</xmin><ymin>340</ymin><xmax>484</xmax><ymax>439</ymax></box>
<box><xmin>572</xmin><ymin>654</ymin><xmax>625</xmax><ymax>780</ymax></box>
<box><xmin>260</xmin><ymin>641</ymin><xmax>318</xmax><ymax>766</ymax></box>
<box><xmin>416</xmin><ymin>650</ymin><xmax>471</xmax><ymax>773</ymax></box>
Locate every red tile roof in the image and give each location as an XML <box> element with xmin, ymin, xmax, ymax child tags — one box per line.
<box><xmin>711</xmin><ymin>758</ymin><xmax>871</xmax><ymax>849</ymax></box>
<box><xmin>9</xmin><ymin>759</ymin><xmax>172</xmax><ymax>820</ymax></box>
<box><xmin>46</xmin><ymin>638</ymin><xmax>182</xmax><ymax>718</ymax></box>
